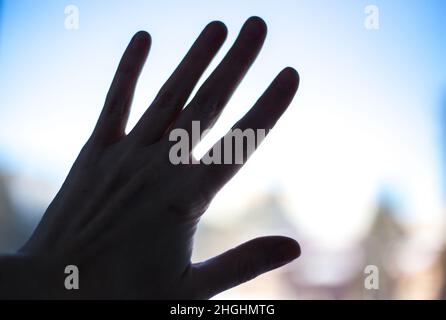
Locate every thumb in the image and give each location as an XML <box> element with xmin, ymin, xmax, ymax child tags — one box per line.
<box><xmin>193</xmin><ymin>236</ymin><xmax>301</xmax><ymax>299</ymax></box>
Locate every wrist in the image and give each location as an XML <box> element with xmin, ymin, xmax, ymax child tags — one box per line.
<box><xmin>0</xmin><ymin>253</ymin><xmax>66</xmax><ymax>299</ymax></box>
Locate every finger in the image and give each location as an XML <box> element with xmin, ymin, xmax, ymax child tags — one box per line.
<box><xmin>194</xmin><ymin>67</ymin><xmax>299</xmax><ymax>197</ymax></box>
<box><xmin>129</xmin><ymin>21</ymin><xmax>227</xmax><ymax>145</ymax></box>
<box><xmin>194</xmin><ymin>236</ymin><xmax>300</xmax><ymax>299</ymax></box>
<box><xmin>93</xmin><ymin>31</ymin><xmax>151</xmax><ymax>145</ymax></box>
<box><xmin>168</xmin><ymin>16</ymin><xmax>267</xmax><ymax>150</ymax></box>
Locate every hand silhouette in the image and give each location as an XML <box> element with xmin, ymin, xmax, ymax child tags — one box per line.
<box><xmin>0</xmin><ymin>16</ymin><xmax>300</xmax><ymax>299</ymax></box>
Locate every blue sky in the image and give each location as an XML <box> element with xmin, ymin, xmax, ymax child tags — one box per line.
<box><xmin>1</xmin><ymin>0</ymin><xmax>446</xmax><ymax>246</ymax></box>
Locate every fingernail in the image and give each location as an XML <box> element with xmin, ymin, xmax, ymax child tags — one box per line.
<box><xmin>204</xmin><ymin>21</ymin><xmax>227</xmax><ymax>43</ymax></box>
<box><xmin>243</xmin><ymin>16</ymin><xmax>267</xmax><ymax>39</ymax></box>
<box><xmin>132</xmin><ymin>31</ymin><xmax>150</xmax><ymax>49</ymax></box>
<box><xmin>277</xmin><ymin>67</ymin><xmax>300</xmax><ymax>91</ymax></box>
<box><xmin>273</xmin><ymin>239</ymin><xmax>301</xmax><ymax>266</ymax></box>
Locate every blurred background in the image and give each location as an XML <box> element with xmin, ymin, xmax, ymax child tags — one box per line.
<box><xmin>1</xmin><ymin>0</ymin><xmax>446</xmax><ymax>299</ymax></box>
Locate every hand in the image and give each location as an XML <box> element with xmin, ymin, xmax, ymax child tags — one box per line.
<box><xmin>2</xmin><ymin>16</ymin><xmax>300</xmax><ymax>299</ymax></box>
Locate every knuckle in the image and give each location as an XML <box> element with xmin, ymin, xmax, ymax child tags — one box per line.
<box><xmin>155</xmin><ymin>89</ymin><xmax>178</xmax><ymax>110</ymax></box>
<box><xmin>237</xmin><ymin>257</ymin><xmax>258</xmax><ymax>284</ymax></box>
<box><xmin>193</xmin><ymin>92</ymin><xmax>222</xmax><ymax>121</ymax></box>
<box><xmin>189</xmin><ymin>46</ymin><xmax>211</xmax><ymax>63</ymax></box>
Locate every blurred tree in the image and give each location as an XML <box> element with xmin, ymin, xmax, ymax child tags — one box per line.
<box><xmin>0</xmin><ymin>171</ymin><xmax>28</xmax><ymax>253</ymax></box>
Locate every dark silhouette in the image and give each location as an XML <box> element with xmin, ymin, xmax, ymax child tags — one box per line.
<box><xmin>0</xmin><ymin>17</ymin><xmax>300</xmax><ymax>299</ymax></box>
